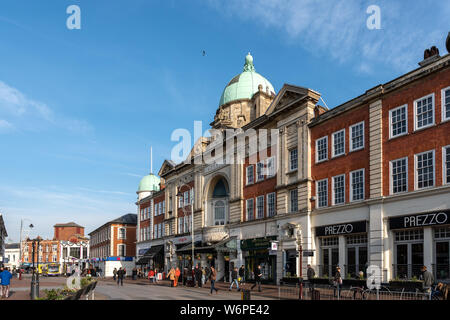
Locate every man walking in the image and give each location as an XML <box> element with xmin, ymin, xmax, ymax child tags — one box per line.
<box><xmin>117</xmin><ymin>267</ymin><xmax>125</xmax><ymax>286</ymax></box>
<box><xmin>0</xmin><ymin>267</ymin><xmax>13</xmax><ymax>299</ymax></box>
<box><xmin>307</xmin><ymin>264</ymin><xmax>315</xmax><ymax>292</ymax></box>
<box><xmin>194</xmin><ymin>264</ymin><xmax>202</xmax><ymax>288</ymax></box>
<box><xmin>238</xmin><ymin>265</ymin><xmax>245</xmax><ymax>285</ymax></box>
<box><xmin>420</xmin><ymin>266</ymin><xmax>434</xmax><ymax>298</ymax></box>
<box><xmin>209</xmin><ymin>266</ymin><xmax>219</xmax><ymax>295</ymax></box>
<box><xmin>251</xmin><ymin>265</ymin><xmax>262</xmax><ymax>292</ymax></box>
<box><xmin>229</xmin><ymin>267</ymin><xmax>240</xmax><ymax>291</ymax></box>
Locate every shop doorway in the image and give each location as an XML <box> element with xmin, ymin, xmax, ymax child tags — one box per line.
<box><xmin>284</xmin><ymin>250</ymin><xmax>297</xmax><ymax>277</ymax></box>
<box><xmin>394</xmin><ymin>230</ymin><xmax>424</xmax><ymax>279</ymax></box>
<box><xmin>346</xmin><ymin>234</ymin><xmax>368</xmax><ymax>278</ymax></box>
<box><xmin>320</xmin><ymin>237</ymin><xmax>339</xmax><ymax>277</ymax></box>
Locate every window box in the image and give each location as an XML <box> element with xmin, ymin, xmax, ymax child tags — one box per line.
<box><xmin>388</xmin><ymin>280</ymin><xmax>424</xmax><ymax>292</ymax></box>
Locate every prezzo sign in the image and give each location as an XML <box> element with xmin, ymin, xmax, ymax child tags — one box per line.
<box><xmin>389</xmin><ymin>210</ymin><xmax>450</xmax><ymax>230</ymax></box>
<box><xmin>315</xmin><ymin>221</ymin><xmax>367</xmax><ymax>237</ymax></box>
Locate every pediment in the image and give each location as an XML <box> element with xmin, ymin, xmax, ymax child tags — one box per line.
<box><xmin>265</xmin><ymin>84</ymin><xmax>320</xmax><ymax>115</ymax></box>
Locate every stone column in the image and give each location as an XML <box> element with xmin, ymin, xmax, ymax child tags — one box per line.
<box><xmin>338</xmin><ymin>236</ymin><xmax>346</xmax><ymax>276</ymax></box>
<box><xmin>217</xmin><ymin>252</ymin><xmax>225</xmax><ymax>281</ymax></box>
<box><xmin>423</xmin><ymin>228</ymin><xmax>433</xmax><ymax>271</ymax></box>
<box><xmin>369</xmin><ymin>203</ymin><xmax>384</xmax><ymax>284</ymax></box>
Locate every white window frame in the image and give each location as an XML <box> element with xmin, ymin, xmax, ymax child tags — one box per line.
<box><xmin>389</xmin><ymin>104</ymin><xmax>408</xmax><ymax>139</ymax></box>
<box><xmin>267</xmin><ymin>192</ymin><xmax>276</xmax><ymax>217</ymax></box>
<box><xmin>246</xmin><ymin>198</ymin><xmax>254</xmax><ymax>221</ymax></box>
<box><xmin>442</xmin><ymin>86</ymin><xmax>450</xmax><ymax>123</ymax></box>
<box><xmin>316</xmin><ymin>136</ymin><xmax>328</xmax><ymax>163</ymax></box>
<box><xmin>389</xmin><ymin>157</ymin><xmax>408</xmax><ymax>195</ymax></box>
<box><xmin>256</xmin><ymin>161</ymin><xmax>265</xmax><ymax>182</ymax></box>
<box><xmin>331</xmin><ymin>129</ymin><xmax>345</xmax><ymax>158</ymax></box>
<box><xmin>414</xmin><ymin>93</ymin><xmax>435</xmax><ymax>131</ymax></box>
<box><xmin>349</xmin><ymin>122</ymin><xmax>365</xmax><ymax>152</ymax></box>
<box><xmin>246</xmin><ymin>165</ymin><xmax>254</xmax><ymax>185</ymax></box>
<box><xmin>256</xmin><ymin>195</ymin><xmax>265</xmax><ymax>219</ymax></box>
<box><xmin>332</xmin><ymin>174</ymin><xmax>345</xmax><ymax>205</ymax></box>
<box><xmin>118</xmin><ymin>227</ymin><xmax>126</xmax><ymax>240</ymax></box>
<box><xmin>266</xmin><ymin>156</ymin><xmax>276</xmax><ymax>177</ymax></box>
<box><xmin>350</xmin><ymin>169</ymin><xmax>365</xmax><ymax>202</ymax></box>
<box><xmin>414</xmin><ymin>149</ymin><xmax>435</xmax><ymax>190</ymax></box>
<box><xmin>289</xmin><ymin>189</ymin><xmax>298</xmax><ymax>213</ymax></box>
<box><xmin>290</xmin><ymin>148</ymin><xmax>298</xmax><ymax>171</ymax></box>
<box><xmin>316</xmin><ymin>178</ymin><xmax>328</xmax><ymax>208</ymax></box>
<box><xmin>444</xmin><ymin>145</ymin><xmax>450</xmax><ymax>185</ymax></box>
<box><xmin>117</xmin><ymin>244</ymin><xmax>126</xmax><ymax>257</ymax></box>
<box><xmin>184</xmin><ymin>191</ymin><xmax>189</xmax><ymax>206</ymax></box>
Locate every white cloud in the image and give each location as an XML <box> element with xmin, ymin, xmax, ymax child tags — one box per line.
<box><xmin>0</xmin><ymin>119</ymin><xmax>14</xmax><ymax>132</ymax></box>
<box><xmin>207</xmin><ymin>0</ymin><xmax>450</xmax><ymax>72</ymax></box>
<box><xmin>0</xmin><ymin>80</ymin><xmax>92</xmax><ymax>134</ymax></box>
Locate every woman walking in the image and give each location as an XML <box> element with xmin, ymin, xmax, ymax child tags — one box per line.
<box><xmin>209</xmin><ymin>266</ymin><xmax>219</xmax><ymax>295</ymax></box>
<box><xmin>175</xmin><ymin>267</ymin><xmax>181</xmax><ymax>287</ymax></box>
<box><xmin>168</xmin><ymin>267</ymin><xmax>176</xmax><ymax>287</ymax></box>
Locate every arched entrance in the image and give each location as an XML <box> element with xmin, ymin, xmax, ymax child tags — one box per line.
<box><xmin>205</xmin><ymin>176</ymin><xmax>230</xmax><ymax>227</ymax></box>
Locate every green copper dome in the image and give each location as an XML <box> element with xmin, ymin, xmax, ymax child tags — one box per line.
<box><xmin>219</xmin><ymin>53</ymin><xmax>275</xmax><ymax>107</ymax></box>
<box><xmin>138</xmin><ymin>174</ymin><xmax>160</xmax><ymax>193</ymax></box>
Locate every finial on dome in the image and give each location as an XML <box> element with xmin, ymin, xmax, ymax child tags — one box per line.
<box><xmin>243</xmin><ymin>52</ymin><xmax>255</xmax><ymax>72</ymax></box>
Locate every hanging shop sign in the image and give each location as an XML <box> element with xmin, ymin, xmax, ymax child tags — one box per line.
<box><xmin>389</xmin><ymin>210</ymin><xmax>450</xmax><ymax>230</ymax></box>
<box><xmin>315</xmin><ymin>221</ymin><xmax>367</xmax><ymax>237</ymax></box>
<box><xmin>271</xmin><ymin>241</ymin><xmax>278</xmax><ymax>251</ymax></box>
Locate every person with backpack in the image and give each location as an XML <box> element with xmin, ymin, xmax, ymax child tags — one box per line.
<box><xmin>229</xmin><ymin>267</ymin><xmax>240</xmax><ymax>291</ymax></box>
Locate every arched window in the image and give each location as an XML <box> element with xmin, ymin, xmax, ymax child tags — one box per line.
<box><xmin>212</xmin><ymin>179</ymin><xmax>228</xmax><ymax>198</ymax></box>
<box><xmin>214</xmin><ymin>200</ymin><xmax>225</xmax><ymax>225</ymax></box>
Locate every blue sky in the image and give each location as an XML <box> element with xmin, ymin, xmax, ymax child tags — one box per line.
<box><xmin>0</xmin><ymin>0</ymin><xmax>449</xmax><ymax>241</ymax></box>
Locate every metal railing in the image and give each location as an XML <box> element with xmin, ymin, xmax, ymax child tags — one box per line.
<box><xmin>392</xmin><ymin>264</ymin><xmax>423</xmax><ymax>280</ymax></box>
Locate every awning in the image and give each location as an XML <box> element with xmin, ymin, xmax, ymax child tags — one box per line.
<box><xmin>142</xmin><ymin>245</ymin><xmax>164</xmax><ymax>259</ymax></box>
<box><xmin>135</xmin><ymin>257</ymin><xmax>151</xmax><ymax>265</ymax></box>
<box><xmin>176</xmin><ymin>237</ymin><xmax>237</xmax><ymax>254</ymax></box>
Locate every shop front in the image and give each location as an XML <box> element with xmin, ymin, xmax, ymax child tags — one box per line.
<box><xmin>240</xmin><ymin>236</ymin><xmax>277</xmax><ymax>284</ymax></box>
<box><xmin>389</xmin><ymin>209</ymin><xmax>450</xmax><ymax>280</ymax></box>
<box><xmin>316</xmin><ymin>220</ymin><xmax>368</xmax><ymax>278</ymax></box>
<box><xmin>138</xmin><ymin>245</ymin><xmax>164</xmax><ymax>271</ymax></box>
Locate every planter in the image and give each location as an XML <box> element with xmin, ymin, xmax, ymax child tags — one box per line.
<box><xmin>343</xmin><ymin>279</ymin><xmax>367</xmax><ymax>288</ymax></box>
<box><xmin>310</xmin><ymin>278</ymin><xmax>333</xmax><ymax>285</ymax></box>
<box><xmin>280</xmin><ymin>277</ymin><xmax>300</xmax><ymax>285</ymax></box>
<box><xmin>388</xmin><ymin>280</ymin><xmax>424</xmax><ymax>292</ymax></box>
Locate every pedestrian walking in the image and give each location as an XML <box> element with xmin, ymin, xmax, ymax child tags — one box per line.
<box><xmin>117</xmin><ymin>267</ymin><xmax>125</xmax><ymax>286</ymax></box>
<box><xmin>148</xmin><ymin>269</ymin><xmax>155</xmax><ymax>283</ymax></box>
<box><xmin>0</xmin><ymin>267</ymin><xmax>13</xmax><ymax>299</ymax></box>
<box><xmin>175</xmin><ymin>267</ymin><xmax>181</xmax><ymax>287</ymax></box>
<box><xmin>113</xmin><ymin>268</ymin><xmax>117</xmax><ymax>281</ymax></box>
<box><xmin>251</xmin><ymin>265</ymin><xmax>262</xmax><ymax>292</ymax></box>
<box><xmin>229</xmin><ymin>267</ymin><xmax>240</xmax><ymax>291</ymax></box>
<box><xmin>194</xmin><ymin>264</ymin><xmax>202</xmax><ymax>288</ymax></box>
<box><xmin>132</xmin><ymin>267</ymin><xmax>137</xmax><ymax>280</ymax></box>
<box><xmin>238</xmin><ymin>265</ymin><xmax>245</xmax><ymax>285</ymax></box>
<box><xmin>307</xmin><ymin>264</ymin><xmax>315</xmax><ymax>292</ymax></box>
<box><xmin>333</xmin><ymin>266</ymin><xmax>342</xmax><ymax>299</ymax></box>
<box><xmin>168</xmin><ymin>267</ymin><xmax>176</xmax><ymax>287</ymax></box>
<box><xmin>209</xmin><ymin>266</ymin><xmax>218</xmax><ymax>295</ymax></box>
<box><xmin>201</xmin><ymin>267</ymin><xmax>206</xmax><ymax>285</ymax></box>
<box><xmin>420</xmin><ymin>265</ymin><xmax>435</xmax><ymax>298</ymax></box>
<box><xmin>183</xmin><ymin>267</ymin><xmax>188</xmax><ymax>286</ymax></box>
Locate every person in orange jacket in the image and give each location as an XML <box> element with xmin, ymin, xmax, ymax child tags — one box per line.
<box><xmin>174</xmin><ymin>267</ymin><xmax>181</xmax><ymax>287</ymax></box>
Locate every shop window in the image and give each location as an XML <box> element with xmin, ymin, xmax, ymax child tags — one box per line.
<box><xmin>320</xmin><ymin>237</ymin><xmax>339</xmax><ymax>278</ymax></box>
<box><xmin>415</xmin><ymin>150</ymin><xmax>435</xmax><ymax>189</ymax></box>
<box><xmin>390</xmin><ymin>157</ymin><xmax>408</xmax><ymax>194</ymax></box>
<box><xmin>435</xmin><ymin>227</ymin><xmax>450</xmax><ymax>239</ymax></box>
<box><xmin>414</xmin><ymin>93</ymin><xmax>434</xmax><ymax>130</ymax></box>
<box><xmin>316</xmin><ymin>179</ymin><xmax>328</xmax><ymax>208</ymax></box>
<box><xmin>320</xmin><ymin>237</ymin><xmax>339</xmax><ymax>247</ymax></box>
<box><xmin>289</xmin><ymin>189</ymin><xmax>298</xmax><ymax>213</ymax></box>
<box><xmin>332</xmin><ymin>129</ymin><xmax>345</xmax><ymax>157</ymax></box>
<box><xmin>350</xmin><ymin>122</ymin><xmax>364</xmax><ymax>152</ymax></box>
<box><xmin>316</xmin><ymin>137</ymin><xmax>328</xmax><ymax>163</ymax></box>
<box><xmin>332</xmin><ymin>174</ymin><xmax>345</xmax><ymax>205</ymax></box>
<box><xmin>256</xmin><ymin>196</ymin><xmax>264</xmax><ymax>219</ymax></box>
<box><xmin>389</xmin><ymin>105</ymin><xmax>408</xmax><ymax>138</ymax></box>
<box><xmin>395</xmin><ymin>229</ymin><xmax>424</xmax><ymax>241</ymax></box>
<box><xmin>290</xmin><ymin>148</ymin><xmax>298</xmax><ymax>170</ymax></box>
<box><xmin>444</xmin><ymin>146</ymin><xmax>450</xmax><ymax>185</ymax></box>
<box><xmin>246</xmin><ymin>165</ymin><xmax>254</xmax><ymax>185</ymax></box>
<box><xmin>442</xmin><ymin>87</ymin><xmax>450</xmax><ymax>122</ymax></box>
<box><xmin>350</xmin><ymin>169</ymin><xmax>365</xmax><ymax>201</ymax></box>
<box><xmin>267</xmin><ymin>193</ymin><xmax>276</xmax><ymax>217</ymax></box>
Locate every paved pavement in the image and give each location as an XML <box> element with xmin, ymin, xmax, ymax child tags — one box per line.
<box><xmin>95</xmin><ymin>278</ymin><xmax>275</xmax><ymax>300</ymax></box>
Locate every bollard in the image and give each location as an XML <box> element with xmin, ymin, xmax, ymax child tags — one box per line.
<box><xmin>241</xmin><ymin>289</ymin><xmax>251</xmax><ymax>300</ymax></box>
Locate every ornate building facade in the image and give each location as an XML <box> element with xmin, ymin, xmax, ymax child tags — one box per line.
<box><xmin>136</xmin><ymin>46</ymin><xmax>450</xmax><ymax>284</ymax></box>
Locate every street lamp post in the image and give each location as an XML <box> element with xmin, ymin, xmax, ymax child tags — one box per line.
<box><xmin>30</xmin><ymin>237</ymin><xmax>40</xmax><ymax>299</ymax></box>
<box><xmin>19</xmin><ymin>220</ymin><xmax>33</xmax><ymax>266</ymax></box>
<box><xmin>177</xmin><ymin>184</ymin><xmax>194</xmax><ymax>269</ymax></box>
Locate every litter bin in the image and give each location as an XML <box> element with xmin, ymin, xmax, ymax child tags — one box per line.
<box><xmin>241</xmin><ymin>289</ymin><xmax>251</xmax><ymax>300</ymax></box>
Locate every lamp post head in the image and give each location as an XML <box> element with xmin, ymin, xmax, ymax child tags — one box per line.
<box><xmin>29</xmin><ymin>224</ymin><xmax>34</xmax><ymax>229</ymax></box>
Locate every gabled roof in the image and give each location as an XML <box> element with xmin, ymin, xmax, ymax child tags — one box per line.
<box><xmin>88</xmin><ymin>213</ymin><xmax>137</xmax><ymax>235</ymax></box>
